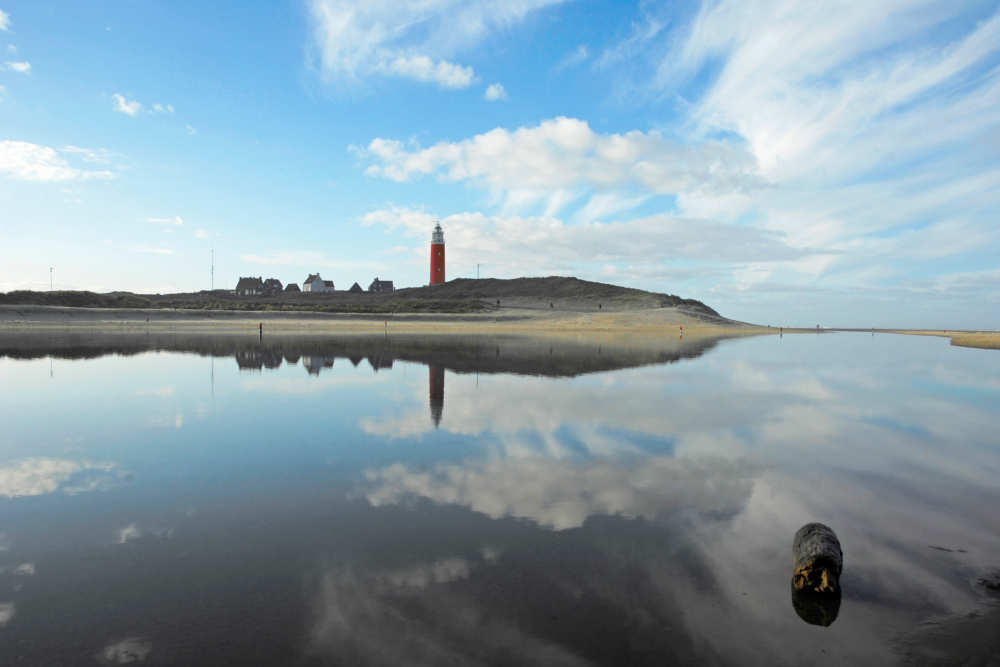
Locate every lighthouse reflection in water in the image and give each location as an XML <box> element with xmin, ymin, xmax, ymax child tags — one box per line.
<box><xmin>429</xmin><ymin>364</ymin><xmax>444</xmax><ymax>427</ymax></box>
<box><xmin>2</xmin><ymin>330</ymin><xmax>1000</xmax><ymax>666</ymax></box>
<box><xmin>237</xmin><ymin>338</ymin><xmax>446</xmax><ymax>428</ymax></box>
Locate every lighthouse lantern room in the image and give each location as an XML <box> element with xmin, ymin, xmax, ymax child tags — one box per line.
<box><xmin>430</xmin><ymin>222</ymin><xmax>445</xmax><ymax>285</ymax></box>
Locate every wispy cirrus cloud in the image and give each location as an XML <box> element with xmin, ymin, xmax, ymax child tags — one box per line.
<box><xmin>241</xmin><ymin>250</ymin><xmax>382</xmax><ymax>274</ymax></box>
<box><xmin>146</xmin><ymin>216</ymin><xmax>183</xmax><ymax>226</ymax></box>
<box><xmin>306</xmin><ymin>0</ymin><xmax>564</xmax><ymax>90</ymax></box>
<box><xmin>60</xmin><ymin>145</ymin><xmax>116</xmax><ymax>165</ymax></box>
<box><xmin>5</xmin><ymin>60</ymin><xmax>29</xmax><ymax>73</ymax></box>
<box><xmin>0</xmin><ymin>141</ymin><xmax>115</xmax><ymax>182</ymax></box>
<box><xmin>131</xmin><ymin>246</ymin><xmax>175</xmax><ymax>256</ymax></box>
<box><xmin>0</xmin><ymin>9</ymin><xmax>10</xmax><ymax>31</ymax></box>
<box><xmin>553</xmin><ymin>43</ymin><xmax>588</xmax><ymax>73</ymax></box>
<box><xmin>639</xmin><ymin>2</ymin><xmax>1000</xmax><ymax>322</ymax></box>
<box><xmin>361</xmin><ymin>205</ymin><xmax>813</xmax><ymax>282</ymax></box>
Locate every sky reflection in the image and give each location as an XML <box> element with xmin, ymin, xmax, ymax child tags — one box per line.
<box><xmin>0</xmin><ymin>332</ymin><xmax>998</xmax><ymax>665</ymax></box>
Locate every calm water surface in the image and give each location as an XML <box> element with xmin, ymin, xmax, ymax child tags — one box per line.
<box><xmin>1</xmin><ymin>331</ymin><xmax>998</xmax><ymax>665</ymax></box>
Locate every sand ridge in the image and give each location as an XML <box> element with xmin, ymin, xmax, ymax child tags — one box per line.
<box><xmin>0</xmin><ymin>303</ymin><xmax>763</xmax><ymax>337</ymax></box>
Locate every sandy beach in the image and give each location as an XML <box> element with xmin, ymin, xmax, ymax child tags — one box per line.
<box><xmin>4</xmin><ymin>304</ymin><xmax>996</xmax><ymax>349</ymax></box>
<box><xmin>886</xmin><ymin>330</ymin><xmax>1000</xmax><ymax>350</ymax></box>
<box><xmin>0</xmin><ymin>303</ymin><xmax>767</xmax><ymax>339</ymax></box>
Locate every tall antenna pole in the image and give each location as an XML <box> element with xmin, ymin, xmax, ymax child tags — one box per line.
<box><xmin>477</xmin><ymin>264</ymin><xmax>480</xmax><ymax>280</ymax></box>
<box><xmin>210</xmin><ymin>249</ymin><xmax>214</xmax><ymax>290</ymax></box>
<box><xmin>49</xmin><ymin>267</ymin><xmax>53</xmax><ymax>291</ymax></box>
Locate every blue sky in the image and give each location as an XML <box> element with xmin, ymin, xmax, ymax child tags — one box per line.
<box><xmin>1</xmin><ymin>1</ymin><xmax>998</xmax><ymax>328</ymax></box>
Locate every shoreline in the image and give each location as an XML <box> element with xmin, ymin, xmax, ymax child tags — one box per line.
<box><xmin>885</xmin><ymin>329</ymin><xmax>1000</xmax><ymax>350</ymax></box>
<box><xmin>0</xmin><ymin>304</ymin><xmax>766</xmax><ymax>338</ymax></box>
<box><xmin>3</xmin><ymin>305</ymin><xmax>995</xmax><ymax>349</ymax></box>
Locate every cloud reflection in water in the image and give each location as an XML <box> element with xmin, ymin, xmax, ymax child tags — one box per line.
<box><xmin>0</xmin><ymin>458</ymin><xmax>127</xmax><ymax>498</ymax></box>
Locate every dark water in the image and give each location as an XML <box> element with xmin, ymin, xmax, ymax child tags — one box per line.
<box><xmin>1</xmin><ymin>331</ymin><xmax>998</xmax><ymax>666</ymax></box>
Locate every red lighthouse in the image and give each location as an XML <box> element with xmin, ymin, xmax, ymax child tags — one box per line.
<box><xmin>430</xmin><ymin>222</ymin><xmax>445</xmax><ymax>285</ymax></box>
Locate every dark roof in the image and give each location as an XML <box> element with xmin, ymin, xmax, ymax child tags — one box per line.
<box><xmin>235</xmin><ymin>276</ymin><xmax>264</xmax><ymax>290</ymax></box>
<box><xmin>285</xmin><ymin>283</ymin><xmax>300</xmax><ymax>291</ymax></box>
<box><xmin>263</xmin><ymin>278</ymin><xmax>282</xmax><ymax>289</ymax></box>
<box><xmin>349</xmin><ymin>282</ymin><xmax>363</xmax><ymax>292</ymax></box>
<box><xmin>304</xmin><ymin>273</ymin><xmax>321</xmax><ymax>284</ymax></box>
<box><xmin>323</xmin><ymin>280</ymin><xmax>335</xmax><ymax>287</ymax></box>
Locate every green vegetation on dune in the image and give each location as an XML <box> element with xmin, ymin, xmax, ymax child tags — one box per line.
<box><xmin>0</xmin><ymin>290</ymin><xmax>155</xmax><ymax>308</ymax></box>
<box><xmin>395</xmin><ymin>276</ymin><xmax>719</xmax><ymax>315</ymax></box>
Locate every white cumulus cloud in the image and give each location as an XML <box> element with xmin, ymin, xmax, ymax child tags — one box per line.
<box><xmin>0</xmin><ymin>458</ymin><xmax>124</xmax><ymax>498</ymax></box>
<box><xmin>112</xmin><ymin>93</ymin><xmax>141</xmax><ymax>116</ymax></box>
<box><xmin>5</xmin><ymin>60</ymin><xmax>29</xmax><ymax>73</ymax></box>
<box><xmin>366</xmin><ymin>456</ymin><xmax>754</xmax><ymax>531</ymax></box>
<box><xmin>100</xmin><ymin>638</ymin><xmax>152</xmax><ymax>664</ymax></box>
<box><xmin>0</xmin><ymin>141</ymin><xmax>115</xmax><ymax>182</ymax></box>
<box><xmin>0</xmin><ymin>9</ymin><xmax>10</xmax><ymax>31</ymax></box>
<box><xmin>356</xmin><ymin>116</ymin><xmax>761</xmax><ymax>214</ymax></box>
<box><xmin>484</xmin><ymin>82</ymin><xmax>507</xmax><ymax>100</ymax></box>
<box><xmin>383</xmin><ymin>54</ymin><xmax>474</xmax><ymax>88</ymax></box>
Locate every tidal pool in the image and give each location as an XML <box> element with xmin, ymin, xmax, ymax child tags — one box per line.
<box><xmin>1</xmin><ymin>331</ymin><xmax>998</xmax><ymax>665</ymax></box>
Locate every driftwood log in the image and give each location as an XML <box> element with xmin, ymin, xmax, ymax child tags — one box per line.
<box><xmin>791</xmin><ymin>523</ymin><xmax>843</xmax><ymax>626</ymax></box>
<box><xmin>792</xmin><ymin>522</ymin><xmax>843</xmax><ymax>594</ymax></box>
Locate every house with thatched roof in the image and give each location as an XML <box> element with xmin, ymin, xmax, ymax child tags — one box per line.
<box><xmin>235</xmin><ymin>276</ymin><xmax>265</xmax><ymax>296</ymax></box>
